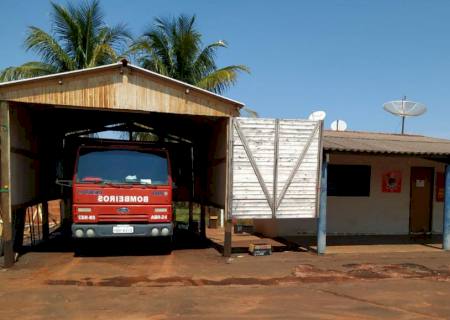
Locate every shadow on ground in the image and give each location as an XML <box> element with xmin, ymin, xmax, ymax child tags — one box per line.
<box><xmin>19</xmin><ymin>228</ymin><xmax>210</xmax><ymax>257</ymax></box>
<box><xmin>285</xmin><ymin>234</ymin><xmax>443</xmax><ymax>252</ymax></box>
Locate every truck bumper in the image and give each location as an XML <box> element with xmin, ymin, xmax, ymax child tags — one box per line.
<box><xmin>72</xmin><ymin>223</ymin><xmax>173</xmax><ymax>238</ymax></box>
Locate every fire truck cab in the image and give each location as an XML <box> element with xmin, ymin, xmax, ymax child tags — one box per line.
<box><xmin>71</xmin><ymin>144</ymin><xmax>173</xmax><ymax>240</ymax></box>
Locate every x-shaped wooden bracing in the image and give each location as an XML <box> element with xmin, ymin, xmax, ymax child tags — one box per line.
<box><xmin>233</xmin><ymin>120</ymin><xmax>320</xmax><ymax>218</ymax></box>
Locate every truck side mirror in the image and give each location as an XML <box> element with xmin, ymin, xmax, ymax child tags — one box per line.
<box><xmin>56</xmin><ymin>179</ymin><xmax>73</xmax><ymax>187</ymax></box>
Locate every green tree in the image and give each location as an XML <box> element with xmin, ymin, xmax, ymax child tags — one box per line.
<box><xmin>0</xmin><ymin>0</ymin><xmax>130</xmax><ymax>82</ymax></box>
<box><xmin>130</xmin><ymin>15</ymin><xmax>249</xmax><ymax>94</ymax></box>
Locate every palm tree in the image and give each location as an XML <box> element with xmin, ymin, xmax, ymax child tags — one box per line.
<box><xmin>0</xmin><ymin>0</ymin><xmax>130</xmax><ymax>82</ymax></box>
<box><xmin>130</xmin><ymin>15</ymin><xmax>249</xmax><ymax>94</ymax></box>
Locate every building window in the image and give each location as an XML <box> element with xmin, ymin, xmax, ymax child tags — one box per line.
<box><xmin>328</xmin><ymin>164</ymin><xmax>371</xmax><ymax>197</ymax></box>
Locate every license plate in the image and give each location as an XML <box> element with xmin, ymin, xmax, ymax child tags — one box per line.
<box><xmin>112</xmin><ymin>225</ymin><xmax>134</xmax><ymax>234</ymax></box>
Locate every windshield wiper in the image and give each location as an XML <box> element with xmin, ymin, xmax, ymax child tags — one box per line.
<box><xmin>81</xmin><ymin>179</ymin><xmax>104</xmax><ymax>184</ymax></box>
<box><xmin>124</xmin><ymin>181</ymin><xmax>157</xmax><ymax>188</ymax></box>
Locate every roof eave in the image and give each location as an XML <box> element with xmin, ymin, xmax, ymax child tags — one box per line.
<box><xmin>324</xmin><ymin>148</ymin><xmax>450</xmax><ymax>157</ymax></box>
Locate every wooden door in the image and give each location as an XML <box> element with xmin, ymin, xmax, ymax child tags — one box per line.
<box><xmin>410</xmin><ymin>167</ymin><xmax>434</xmax><ymax>234</ymax></box>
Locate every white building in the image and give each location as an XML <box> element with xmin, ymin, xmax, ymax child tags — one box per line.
<box><xmin>255</xmin><ymin>130</ymin><xmax>450</xmax><ymax>237</ymax></box>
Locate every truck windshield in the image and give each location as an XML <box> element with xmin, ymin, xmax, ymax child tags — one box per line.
<box><xmin>76</xmin><ymin>148</ymin><xmax>169</xmax><ymax>185</ymax></box>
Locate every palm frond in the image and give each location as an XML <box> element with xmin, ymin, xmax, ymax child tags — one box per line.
<box><xmin>0</xmin><ymin>62</ymin><xmax>57</xmax><ymax>82</ymax></box>
<box><xmin>25</xmin><ymin>27</ymin><xmax>75</xmax><ymax>71</ymax></box>
<box><xmin>141</xmin><ymin>27</ymin><xmax>174</xmax><ymax>75</ymax></box>
<box><xmin>241</xmin><ymin>107</ymin><xmax>259</xmax><ymax>118</ymax></box>
<box><xmin>193</xmin><ymin>40</ymin><xmax>227</xmax><ymax>80</ymax></box>
<box><xmin>135</xmin><ymin>14</ymin><xmax>249</xmax><ymax>94</ymax></box>
<box><xmin>3</xmin><ymin>0</ymin><xmax>128</xmax><ymax>81</ymax></box>
<box><xmin>78</xmin><ymin>0</ymin><xmax>103</xmax><ymax>65</ymax></box>
<box><xmin>196</xmin><ymin>65</ymin><xmax>250</xmax><ymax>94</ymax></box>
<box><xmin>100</xmin><ymin>23</ymin><xmax>132</xmax><ymax>52</ymax></box>
<box><xmin>90</xmin><ymin>25</ymin><xmax>131</xmax><ymax>66</ymax></box>
<box><xmin>50</xmin><ymin>1</ymin><xmax>81</xmax><ymax>60</ymax></box>
<box><xmin>89</xmin><ymin>44</ymin><xmax>117</xmax><ymax>67</ymax></box>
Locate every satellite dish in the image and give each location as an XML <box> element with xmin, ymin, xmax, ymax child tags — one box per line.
<box><xmin>308</xmin><ymin>110</ymin><xmax>327</xmax><ymax>121</ymax></box>
<box><xmin>330</xmin><ymin>120</ymin><xmax>347</xmax><ymax>131</ymax></box>
<box><xmin>383</xmin><ymin>97</ymin><xmax>427</xmax><ymax>134</ymax></box>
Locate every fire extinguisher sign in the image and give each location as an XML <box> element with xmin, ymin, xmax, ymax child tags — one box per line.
<box><xmin>436</xmin><ymin>172</ymin><xmax>445</xmax><ymax>202</ymax></box>
<box><xmin>382</xmin><ymin>171</ymin><xmax>402</xmax><ymax>193</ymax></box>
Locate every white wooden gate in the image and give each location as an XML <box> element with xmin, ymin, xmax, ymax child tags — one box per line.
<box><xmin>230</xmin><ymin>118</ymin><xmax>322</xmax><ymax>219</ymax></box>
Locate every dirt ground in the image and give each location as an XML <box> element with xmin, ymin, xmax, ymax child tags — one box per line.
<box><xmin>1</xmin><ymin>235</ymin><xmax>450</xmax><ymax>319</ymax></box>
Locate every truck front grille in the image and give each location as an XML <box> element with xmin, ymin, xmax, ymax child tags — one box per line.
<box><xmin>97</xmin><ymin>214</ymin><xmax>149</xmax><ymax>222</ymax></box>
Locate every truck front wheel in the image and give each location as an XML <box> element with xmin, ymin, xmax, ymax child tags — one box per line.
<box><xmin>160</xmin><ymin>236</ymin><xmax>173</xmax><ymax>254</ymax></box>
<box><xmin>73</xmin><ymin>239</ymin><xmax>89</xmax><ymax>257</ymax></box>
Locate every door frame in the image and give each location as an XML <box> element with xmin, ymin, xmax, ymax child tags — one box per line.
<box><xmin>409</xmin><ymin>166</ymin><xmax>434</xmax><ymax>234</ymax></box>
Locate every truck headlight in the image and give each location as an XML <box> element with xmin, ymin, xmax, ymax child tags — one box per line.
<box><xmin>74</xmin><ymin>229</ymin><xmax>84</xmax><ymax>238</ymax></box>
<box><xmin>151</xmin><ymin>228</ymin><xmax>160</xmax><ymax>236</ymax></box>
<box><xmin>86</xmin><ymin>229</ymin><xmax>95</xmax><ymax>238</ymax></box>
<box><xmin>161</xmin><ymin>228</ymin><xmax>169</xmax><ymax>236</ymax></box>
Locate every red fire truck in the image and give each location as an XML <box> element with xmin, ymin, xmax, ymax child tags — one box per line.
<box><xmin>71</xmin><ymin>144</ymin><xmax>173</xmax><ymax>243</ymax></box>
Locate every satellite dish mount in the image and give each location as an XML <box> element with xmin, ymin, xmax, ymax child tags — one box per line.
<box><xmin>400</xmin><ymin>96</ymin><xmax>407</xmax><ymax>134</ymax></box>
<box><xmin>383</xmin><ymin>96</ymin><xmax>427</xmax><ymax>134</ymax></box>
<box><xmin>330</xmin><ymin>119</ymin><xmax>348</xmax><ymax>131</ymax></box>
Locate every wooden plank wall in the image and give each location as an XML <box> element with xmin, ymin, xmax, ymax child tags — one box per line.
<box><xmin>205</xmin><ymin>118</ymin><xmax>228</xmax><ymax>208</ymax></box>
<box><xmin>231</xmin><ymin>118</ymin><xmax>322</xmax><ymax>219</ymax></box>
<box><xmin>8</xmin><ymin>104</ymin><xmax>40</xmax><ymax>206</ymax></box>
<box><xmin>0</xmin><ymin>67</ymin><xmax>239</xmax><ymax>117</ymax></box>
<box><xmin>233</xmin><ymin>118</ymin><xmax>275</xmax><ymax>218</ymax></box>
<box><xmin>276</xmin><ymin>120</ymin><xmax>321</xmax><ymax>218</ymax></box>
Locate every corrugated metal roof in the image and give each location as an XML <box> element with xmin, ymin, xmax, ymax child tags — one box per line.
<box><xmin>323</xmin><ymin>130</ymin><xmax>450</xmax><ymax>156</ymax></box>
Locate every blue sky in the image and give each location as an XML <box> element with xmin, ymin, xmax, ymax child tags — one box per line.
<box><xmin>1</xmin><ymin>0</ymin><xmax>450</xmax><ymax>137</ymax></box>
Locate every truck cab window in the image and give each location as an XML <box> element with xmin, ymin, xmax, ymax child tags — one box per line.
<box><xmin>76</xmin><ymin>149</ymin><xmax>169</xmax><ymax>185</ymax></box>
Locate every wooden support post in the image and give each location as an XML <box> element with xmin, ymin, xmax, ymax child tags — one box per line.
<box><xmin>443</xmin><ymin>165</ymin><xmax>450</xmax><ymax>250</ymax></box>
<box><xmin>317</xmin><ymin>154</ymin><xmax>328</xmax><ymax>255</ymax></box>
<box><xmin>188</xmin><ymin>146</ymin><xmax>194</xmax><ymax>230</ymax></box>
<box><xmin>13</xmin><ymin>208</ymin><xmax>25</xmax><ymax>252</ymax></box>
<box><xmin>61</xmin><ymin>198</ymin><xmax>72</xmax><ymax>237</ymax></box>
<box><xmin>223</xmin><ymin>118</ymin><xmax>233</xmax><ymax>257</ymax></box>
<box><xmin>224</xmin><ymin>219</ymin><xmax>232</xmax><ymax>257</ymax></box>
<box><xmin>199</xmin><ymin>142</ymin><xmax>207</xmax><ymax>240</ymax></box>
<box><xmin>42</xmin><ymin>201</ymin><xmax>49</xmax><ymax>241</ymax></box>
<box><xmin>1</xmin><ymin>101</ymin><xmax>14</xmax><ymax>267</ymax></box>
<box><xmin>200</xmin><ymin>203</ymin><xmax>206</xmax><ymax>239</ymax></box>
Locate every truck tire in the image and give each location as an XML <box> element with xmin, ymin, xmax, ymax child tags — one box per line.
<box><xmin>73</xmin><ymin>239</ymin><xmax>88</xmax><ymax>257</ymax></box>
<box><xmin>161</xmin><ymin>236</ymin><xmax>173</xmax><ymax>254</ymax></box>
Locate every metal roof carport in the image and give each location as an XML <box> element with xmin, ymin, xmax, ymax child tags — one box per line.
<box><xmin>316</xmin><ymin>130</ymin><xmax>450</xmax><ymax>254</ymax></box>
<box><xmin>0</xmin><ymin>60</ymin><xmax>243</xmax><ymax>267</ymax></box>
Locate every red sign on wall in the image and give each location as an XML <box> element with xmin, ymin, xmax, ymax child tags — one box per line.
<box><xmin>382</xmin><ymin>171</ymin><xmax>402</xmax><ymax>193</ymax></box>
<box><xmin>436</xmin><ymin>172</ymin><xmax>445</xmax><ymax>202</ymax></box>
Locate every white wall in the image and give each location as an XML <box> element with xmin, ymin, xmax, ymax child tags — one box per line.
<box><xmin>255</xmin><ymin>154</ymin><xmax>445</xmax><ymax>236</ymax></box>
